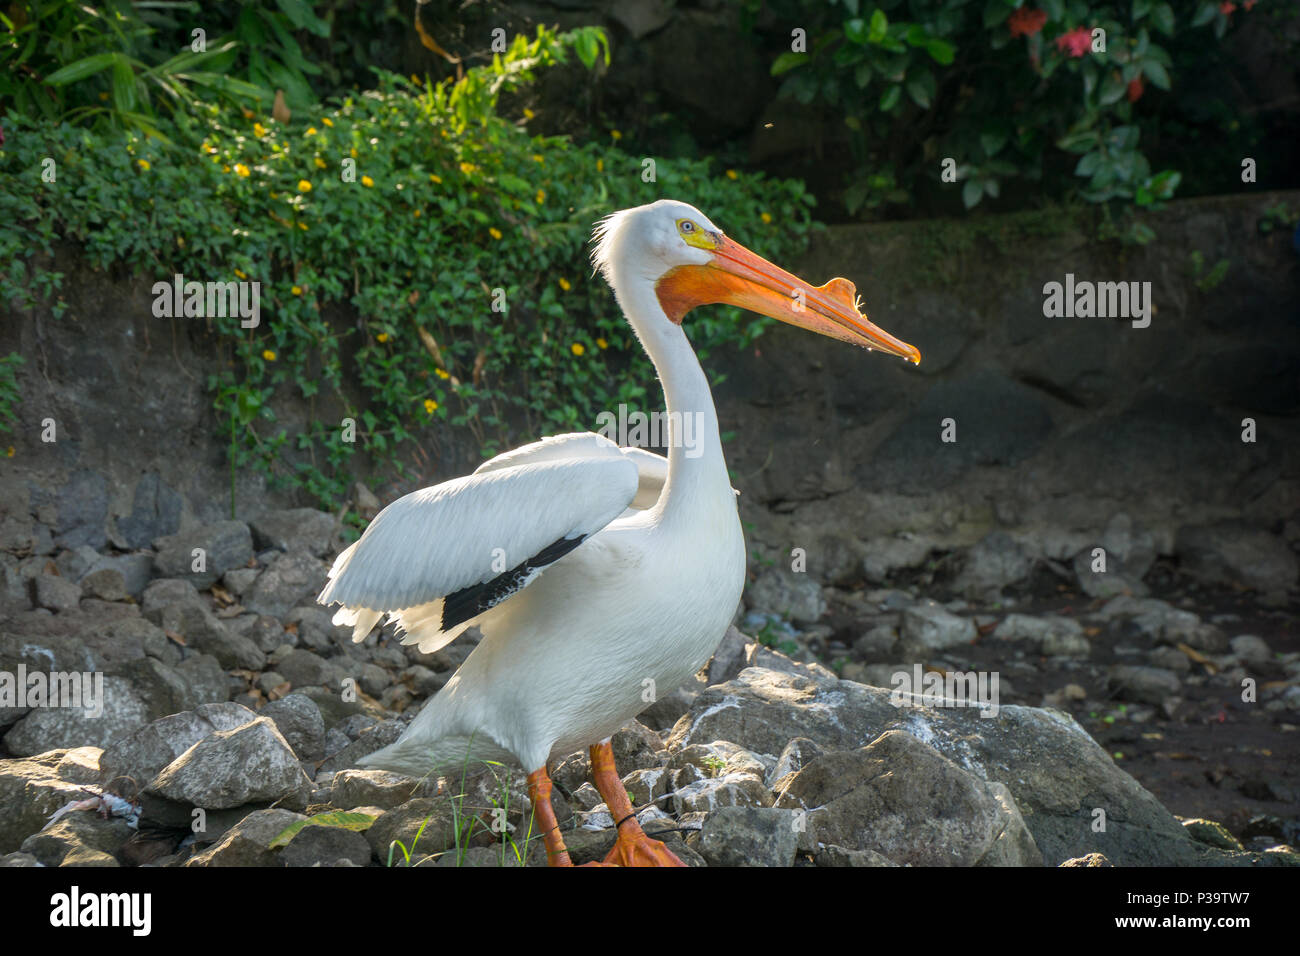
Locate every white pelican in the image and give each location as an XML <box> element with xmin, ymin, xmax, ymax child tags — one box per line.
<box><xmin>318</xmin><ymin>199</ymin><xmax>920</xmax><ymax>866</ymax></box>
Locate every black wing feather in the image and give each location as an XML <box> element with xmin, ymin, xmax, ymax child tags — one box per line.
<box><xmin>440</xmin><ymin>534</ymin><xmax>588</xmax><ymax>630</ymax></box>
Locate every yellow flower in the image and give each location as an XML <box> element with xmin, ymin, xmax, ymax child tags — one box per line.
<box><xmin>536</xmin><ymin>189</ymin><xmax>545</xmax><ymax>204</ymax></box>
<box><xmin>314</xmin><ymin>157</ymin><xmax>327</xmax><ymax>169</ymax></box>
<box><xmin>413</xmin><ymin>208</ymin><xmax>422</xmax><ymax>217</ymax></box>
<box><xmin>254</xmin><ymin>122</ymin><xmax>267</xmax><ymax>137</ymax></box>
<box><xmin>137</xmin><ymin>159</ymin><xmax>150</xmax><ymax>171</ymax></box>
<box><xmin>596</xmin><ymin>337</ymin><xmax>608</xmax><ymax>350</ymax></box>
<box><xmin>571</xmin><ymin>343</ymin><xmax>585</xmax><ymax>356</ymax></box>
<box><xmin>532</xmin><ymin>154</ymin><xmax>545</xmax><ymax>163</ymax></box>
<box><xmin>350</xmin><ymin>146</ymin><xmax>358</xmax><ymax>158</ymax></box>
<box><xmin>523</xmin><ymin>108</ymin><xmax>535</xmax><ymax>120</ymax></box>
<box><xmin>262</xmin><ymin>349</ymin><xmax>277</xmax><ymax>361</ymax></box>
<box><xmin>489</xmin><ymin>227</ymin><xmax>503</xmax><ymax>240</ymax></box>
<box><xmin>430</xmin><ymin>173</ymin><xmax>442</xmax><ymax>184</ymax></box>
<box><xmin>435</xmin><ymin>368</ymin><xmax>450</xmax><ymax>380</ymax></box>
<box><xmin>298</xmin><ymin>222</ymin><xmax>307</xmax><ymax>231</ymax></box>
<box><xmin>558</xmin><ymin>277</ymin><xmax>571</xmax><ymax>291</ymax></box>
<box><xmin>423</xmin><ymin>398</ymin><xmax>439</xmax><ymax>414</ymax></box>
<box><xmin>610</xmin><ymin>129</ymin><xmax>622</xmax><ymax>141</ymax></box>
<box><xmin>322</xmin><ymin>117</ymin><xmax>333</xmax><ymax>127</ymax></box>
<box><xmin>596</xmin><ymin>158</ymin><xmax>604</xmax><ymax>173</ymax></box>
<box><xmin>761</xmin><ymin>211</ymin><xmax>772</xmax><ymax>224</ymax></box>
<box><xmin>99</xmin><ymin>92</ymin><xmax>109</xmax><ymax>101</ymax></box>
<box><xmin>297</xmin><ymin>180</ymin><xmax>312</xmax><ymax>192</ymax></box>
<box><xmin>234</xmin><ymin>163</ymin><xmax>250</xmax><ymax>177</ymax></box>
<box><xmin>270</xmin><ymin>192</ymin><xmax>278</xmax><ymax>199</ymax></box>
<box><xmin>459</xmin><ymin>162</ymin><xmax>477</xmax><ymax>175</ymax></box>
<box><xmin>726</xmin><ymin>169</ymin><xmax>738</xmax><ymax>180</ymax></box>
<box><xmin>377</xmin><ymin>332</ymin><xmax>389</xmax><ymax>343</ymax></box>
<box><xmin>291</xmin><ymin>285</ymin><xmax>302</xmax><ymax>296</ymax></box>
<box><xmin>361</xmin><ymin>175</ymin><xmax>374</xmax><ymax>187</ymax></box>
<box><xmin>306</xmin><ymin>127</ymin><xmax>317</xmax><ymax>136</ymax></box>
<box><xmin>221</xmin><ymin>165</ymin><xmax>230</xmax><ymax>173</ymax></box>
<box><xmin>5</xmin><ymin>446</ymin><xmax>12</xmax><ymax>458</ymax></box>
<box><xmin>234</xmin><ymin>268</ymin><xmax>247</xmax><ymax>279</ymax></box>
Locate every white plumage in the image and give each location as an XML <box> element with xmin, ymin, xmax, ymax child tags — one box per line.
<box><xmin>316</xmin><ymin>200</ymin><xmax>918</xmax><ymax>864</ymax></box>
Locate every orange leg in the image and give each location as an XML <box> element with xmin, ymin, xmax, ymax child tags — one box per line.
<box><xmin>588</xmin><ymin>739</ymin><xmax>686</xmax><ymax>867</ymax></box>
<box><xmin>526</xmin><ymin>767</ymin><xmax>573</xmax><ymax>867</ymax></box>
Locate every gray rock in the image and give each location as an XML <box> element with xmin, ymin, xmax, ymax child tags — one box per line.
<box><xmin>94</xmin><ymin>553</ymin><xmax>155</xmax><ymax>599</ymax></box>
<box><xmin>153</xmin><ymin>520</ymin><xmax>254</xmax><ymax>590</ymax></box>
<box><xmin>705</xmin><ymin>625</ymin><xmax>751</xmax><ymax>686</ymax></box>
<box><xmin>899</xmin><ymin>601</ymin><xmax>977</xmax><ymax>658</ymax></box>
<box><xmin>1176</xmin><ymin>522</ymin><xmax>1298</xmax><ymax>593</ymax></box>
<box><xmin>1182</xmin><ymin>818</ymin><xmax>1245</xmax><ymax>851</ymax></box>
<box><xmin>3</xmin><ymin>677</ymin><xmax>148</xmax><ymax>756</ymax></box>
<box><xmin>1073</xmin><ymin>549</ymin><xmax>1149</xmax><ymax>598</ymax></box>
<box><xmin>115</xmin><ymin>656</ymin><xmax>197</xmax><ymax>719</ymax></box>
<box><xmin>259</xmin><ymin>694</ymin><xmax>326</xmax><ymax>761</ymax></box>
<box><xmin>147</xmin><ymin>717</ymin><xmax>310</xmax><ymax>809</ymax></box>
<box><xmin>174</xmin><ymin>654</ymin><xmax>231</xmax><ymax>707</ymax></box>
<box><xmin>250</xmin><ymin>509</ymin><xmax>336</xmax><ymax>558</ymax></box>
<box><xmin>814</xmin><ymin>844</ymin><xmax>899</xmax><ymax>866</ymax></box>
<box><xmin>672</xmin><ymin>773</ymin><xmax>771</xmax><ymax>814</ymax></box>
<box><xmin>184</xmin><ymin>808</ymin><xmax>305</xmax><ymax>866</ymax></box>
<box><xmin>55</xmin><ymin>469</ymin><xmax>108</xmax><ymax>550</ymax></box>
<box><xmin>1043</xmin><ymin>631</ymin><xmax>1091</xmax><ymax>658</ymax></box>
<box><xmin>953</xmin><ymin>531</ymin><xmax>1035</xmax><ymax>598</ymax></box>
<box><xmin>55</xmin><ymin>545</ymin><xmax>101</xmax><ymax>581</ymax></box>
<box><xmin>0</xmin><ymin>748</ymin><xmax>107</xmax><ymax>853</ymax></box>
<box><xmin>1060</xmin><ymin>853</ymin><xmax>1113</xmax><ymax>867</ymax></box>
<box><xmin>745</xmin><ymin>568</ymin><xmax>825</xmax><ymax>625</ymax></box>
<box><xmin>0</xmin><ymin>852</ymin><xmax>42</xmax><ymax>867</ymax></box>
<box><xmin>277</xmin><ymin>649</ymin><xmax>341</xmax><ymax>689</ymax></box>
<box><xmin>993</xmin><ymin>613</ymin><xmax>1084</xmax><ymax>647</ymax></box>
<box><xmin>20</xmin><ymin>812</ymin><xmax>133</xmax><ymax>866</ymax></box>
<box><xmin>117</xmin><ymin>472</ymin><xmax>182</xmax><ymax>549</ymax></box>
<box><xmin>699</xmin><ymin>806</ymin><xmax>801</xmax><ymax>867</ymax></box>
<box><xmin>1101</xmin><ymin>513</ymin><xmax>1157</xmax><ymax>580</ymax></box>
<box><xmin>1230</xmin><ymin>635</ymin><xmax>1273</xmax><ymax>667</ymax></box>
<box><xmin>862</xmin><ymin>535</ymin><xmax>932</xmax><ymax>584</ymax></box>
<box><xmin>279</xmin><ymin>822</ymin><xmax>372</xmax><ymax>867</ymax></box>
<box><xmin>854</xmin><ymin>623</ymin><xmax>899</xmax><ymax>657</ymax></box>
<box><xmin>140</xmin><ymin>578</ymin><xmax>232</xmax><ymax>652</ymax></box>
<box><xmin>80</xmin><ymin>567</ymin><xmax>127</xmax><ymax>601</ymax></box>
<box><xmin>32</xmin><ymin>574</ymin><xmax>81</xmax><ymax>612</ymax></box>
<box><xmin>244</xmin><ymin>551</ymin><xmax>328</xmax><ymax>618</ymax></box>
<box><xmin>330</xmin><ymin>769</ymin><xmax>434</xmax><ymax>810</ymax></box>
<box><xmin>364</xmin><ymin>797</ymin><xmax>458</xmax><ymax>864</ymax></box>
<box><xmin>1108</xmin><ymin>665</ymin><xmax>1181</xmax><ymax>705</ymax></box>
<box><xmin>99</xmin><ymin>703</ymin><xmax>258</xmax><ymax>788</ymax></box>
<box><xmin>668</xmin><ymin>667</ymin><xmax>1206</xmax><ymax>865</ymax></box>
<box><xmin>320</xmin><ymin>720</ymin><xmax>405</xmax><ymax>775</ymax></box>
<box><xmin>221</xmin><ymin>568</ymin><xmax>259</xmax><ymax>596</ymax></box>
<box><xmin>774</xmin><ymin>730</ymin><xmax>1040</xmax><ymax>866</ymax></box>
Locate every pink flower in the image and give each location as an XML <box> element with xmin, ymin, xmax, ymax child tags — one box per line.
<box><xmin>1219</xmin><ymin>2</ymin><xmax>1236</xmax><ymax>14</ymax></box>
<box><xmin>1008</xmin><ymin>7</ymin><xmax>1048</xmax><ymax>38</ymax></box>
<box><xmin>1055</xmin><ymin>26</ymin><xmax>1093</xmax><ymax>58</ymax></box>
<box><xmin>1127</xmin><ymin>76</ymin><xmax>1145</xmax><ymax>102</ymax></box>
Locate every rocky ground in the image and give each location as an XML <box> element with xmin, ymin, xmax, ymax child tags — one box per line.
<box><xmin>0</xmin><ymin>505</ymin><xmax>1296</xmax><ymax>867</ymax></box>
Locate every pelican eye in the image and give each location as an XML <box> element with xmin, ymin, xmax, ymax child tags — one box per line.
<box><xmin>677</xmin><ymin>218</ymin><xmax>715</xmax><ymax>249</ymax></box>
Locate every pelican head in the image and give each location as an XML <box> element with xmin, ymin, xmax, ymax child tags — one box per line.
<box><xmin>592</xmin><ymin>199</ymin><xmax>920</xmax><ymax>364</ymax></box>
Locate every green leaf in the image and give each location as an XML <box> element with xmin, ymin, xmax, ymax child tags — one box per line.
<box><xmin>844</xmin><ymin>18</ymin><xmax>869</xmax><ymax>44</ymax></box>
<box><xmin>771</xmin><ymin>51</ymin><xmax>807</xmax><ymax>76</ymax></box>
<box><xmin>868</xmin><ymin>9</ymin><xmax>888</xmax><ymax>43</ymax></box>
<box><xmin>1191</xmin><ymin>2</ymin><xmax>1216</xmax><ymax>26</ymax></box>
<box><xmin>983</xmin><ymin>0</ymin><xmax>1012</xmax><ymax>28</ymax></box>
<box><xmin>980</xmin><ymin>132</ymin><xmax>1007</xmax><ymax>157</ymax></box>
<box><xmin>276</xmin><ymin>0</ymin><xmax>332</xmax><ymax>38</ymax></box>
<box><xmin>925</xmin><ymin>39</ymin><xmax>955</xmax><ymax>65</ymax></box>
<box><xmin>270</xmin><ymin>811</ymin><xmax>380</xmax><ymax>848</ymax></box>
<box><xmin>1142</xmin><ymin>58</ymin><xmax>1171</xmax><ymax>90</ymax></box>
<box><xmin>44</xmin><ymin>53</ymin><xmax>120</xmax><ymax>85</ymax></box>
<box><xmin>1132</xmin><ymin>0</ymin><xmax>1152</xmax><ymax>21</ymax></box>
<box><xmin>1075</xmin><ymin>150</ymin><xmax>1102</xmax><ymax>177</ymax></box>
<box><xmin>906</xmin><ymin>70</ymin><xmax>936</xmax><ymax>108</ymax></box>
<box><xmin>962</xmin><ymin>178</ymin><xmax>983</xmax><ymax>209</ymax></box>
<box><xmin>878</xmin><ymin>85</ymin><xmax>900</xmax><ymax>111</ymax></box>
<box><xmin>1151</xmin><ymin>3</ymin><xmax>1175</xmax><ymax>35</ymax></box>
<box><xmin>1099</xmin><ymin>71</ymin><xmax>1126</xmax><ymax>105</ymax></box>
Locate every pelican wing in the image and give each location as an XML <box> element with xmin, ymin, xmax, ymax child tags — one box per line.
<box><xmin>318</xmin><ymin>453</ymin><xmax>638</xmax><ymax>652</ymax></box>
<box><xmin>475</xmin><ymin>431</ymin><xmax>667</xmax><ymax>511</ymax></box>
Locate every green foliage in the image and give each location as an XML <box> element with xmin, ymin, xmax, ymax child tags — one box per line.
<box><xmin>1</xmin><ymin>25</ymin><xmax>816</xmax><ymax>513</ymax></box>
<box><xmin>269</xmin><ymin>810</ymin><xmax>379</xmax><ymax>849</ymax></box>
<box><xmin>755</xmin><ymin>0</ymin><xmax>1253</xmax><ymax>218</ymax></box>
<box><xmin>0</xmin><ymin>352</ymin><xmax>24</xmax><ymax>437</ymax></box>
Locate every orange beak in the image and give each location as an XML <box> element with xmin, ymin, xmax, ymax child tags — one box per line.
<box><xmin>655</xmin><ymin>234</ymin><xmax>920</xmax><ymax>364</ymax></box>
